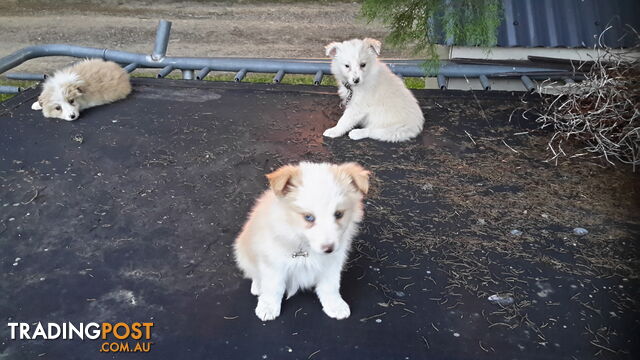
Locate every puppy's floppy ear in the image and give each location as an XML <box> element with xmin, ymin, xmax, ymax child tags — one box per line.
<box><xmin>338</xmin><ymin>162</ymin><xmax>371</xmax><ymax>195</ymax></box>
<box><xmin>67</xmin><ymin>80</ymin><xmax>85</xmax><ymax>98</ymax></box>
<box><xmin>363</xmin><ymin>38</ymin><xmax>382</xmax><ymax>56</ymax></box>
<box><xmin>325</xmin><ymin>42</ymin><xmax>341</xmax><ymax>57</ymax></box>
<box><xmin>266</xmin><ymin>164</ymin><xmax>301</xmax><ymax>197</ymax></box>
<box><xmin>73</xmin><ymin>83</ymin><xmax>84</xmax><ymax>96</ymax></box>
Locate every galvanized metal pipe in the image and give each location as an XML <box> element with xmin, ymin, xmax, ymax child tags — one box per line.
<box><xmin>5</xmin><ymin>72</ymin><xmax>47</xmax><ymax>81</ymax></box>
<box><xmin>313</xmin><ymin>70</ymin><xmax>323</xmax><ymax>85</ymax></box>
<box><xmin>273</xmin><ymin>69</ymin><xmax>285</xmax><ymax>83</ymax></box>
<box><xmin>157</xmin><ymin>65</ymin><xmax>174</xmax><ymax>78</ymax></box>
<box><xmin>0</xmin><ymin>44</ymin><xmax>572</xmax><ymax>79</ymax></box>
<box><xmin>235</xmin><ymin>68</ymin><xmax>247</xmax><ymax>82</ymax></box>
<box><xmin>437</xmin><ymin>74</ymin><xmax>447</xmax><ymax>90</ymax></box>
<box><xmin>196</xmin><ymin>67</ymin><xmax>211</xmax><ymax>80</ymax></box>
<box><xmin>123</xmin><ymin>63</ymin><xmax>138</xmax><ymax>73</ymax></box>
<box><xmin>182</xmin><ymin>69</ymin><xmax>194</xmax><ymax>80</ymax></box>
<box><xmin>479</xmin><ymin>75</ymin><xmax>491</xmax><ymax>91</ymax></box>
<box><xmin>521</xmin><ymin>75</ymin><xmax>536</xmax><ymax>92</ymax></box>
<box><xmin>0</xmin><ymin>19</ymin><xmax>582</xmax><ymax>95</ymax></box>
<box><xmin>152</xmin><ymin>20</ymin><xmax>172</xmax><ymax>61</ymax></box>
<box><xmin>0</xmin><ymin>86</ymin><xmax>21</xmax><ymax>93</ymax></box>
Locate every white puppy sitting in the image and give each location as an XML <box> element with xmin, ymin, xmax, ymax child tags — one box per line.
<box><xmin>323</xmin><ymin>38</ymin><xmax>424</xmax><ymax>142</ymax></box>
<box><xmin>234</xmin><ymin>162</ymin><xmax>370</xmax><ymax>321</ymax></box>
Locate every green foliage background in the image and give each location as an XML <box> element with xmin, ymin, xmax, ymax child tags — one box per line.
<box><xmin>361</xmin><ymin>0</ymin><xmax>502</xmax><ymax>73</ymax></box>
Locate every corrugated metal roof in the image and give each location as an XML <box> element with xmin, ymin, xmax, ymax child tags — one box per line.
<box><xmin>497</xmin><ymin>0</ymin><xmax>640</xmax><ymax>48</ymax></box>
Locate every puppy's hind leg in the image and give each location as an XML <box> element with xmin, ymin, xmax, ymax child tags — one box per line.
<box><xmin>347</xmin><ymin>128</ymin><xmax>370</xmax><ymax>140</ymax></box>
<box><xmin>363</xmin><ymin>125</ymin><xmax>422</xmax><ymax>143</ymax></box>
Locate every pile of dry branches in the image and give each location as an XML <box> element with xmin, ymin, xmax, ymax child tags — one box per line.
<box><xmin>535</xmin><ymin>34</ymin><xmax>640</xmax><ymax>170</ymax></box>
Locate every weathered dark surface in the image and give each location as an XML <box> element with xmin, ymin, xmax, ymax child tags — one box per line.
<box><xmin>1</xmin><ymin>78</ymin><xmax>639</xmax><ymax>360</ymax></box>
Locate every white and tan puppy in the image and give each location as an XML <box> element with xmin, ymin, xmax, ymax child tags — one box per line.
<box><xmin>32</xmin><ymin>59</ymin><xmax>131</xmax><ymax>121</ymax></box>
<box><xmin>323</xmin><ymin>38</ymin><xmax>424</xmax><ymax>142</ymax></box>
<box><xmin>235</xmin><ymin>162</ymin><xmax>370</xmax><ymax>321</ymax></box>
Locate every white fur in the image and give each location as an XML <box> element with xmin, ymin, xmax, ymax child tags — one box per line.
<box><xmin>234</xmin><ymin>162</ymin><xmax>369</xmax><ymax>321</ymax></box>
<box><xmin>323</xmin><ymin>38</ymin><xmax>425</xmax><ymax>142</ymax></box>
<box><xmin>39</xmin><ymin>72</ymin><xmax>82</xmax><ymax>120</ymax></box>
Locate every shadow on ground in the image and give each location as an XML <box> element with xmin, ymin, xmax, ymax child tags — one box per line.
<box><xmin>0</xmin><ymin>78</ymin><xmax>639</xmax><ymax>359</ymax></box>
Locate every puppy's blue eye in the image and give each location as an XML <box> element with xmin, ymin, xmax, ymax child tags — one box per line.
<box><xmin>303</xmin><ymin>214</ymin><xmax>315</xmax><ymax>223</ymax></box>
<box><xmin>334</xmin><ymin>211</ymin><xmax>344</xmax><ymax>219</ymax></box>
<box><xmin>345</xmin><ymin>64</ymin><xmax>350</xmax><ymax>69</ymax></box>
<box><xmin>360</xmin><ymin>63</ymin><xmax>366</xmax><ymax>68</ymax></box>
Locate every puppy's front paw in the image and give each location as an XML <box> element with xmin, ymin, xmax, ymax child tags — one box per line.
<box><xmin>250</xmin><ymin>280</ymin><xmax>260</xmax><ymax>296</ymax></box>
<box><xmin>255</xmin><ymin>299</ymin><xmax>281</xmax><ymax>321</ymax></box>
<box><xmin>31</xmin><ymin>101</ymin><xmax>42</xmax><ymax>110</ymax></box>
<box><xmin>348</xmin><ymin>129</ymin><xmax>369</xmax><ymax>140</ymax></box>
<box><xmin>323</xmin><ymin>127</ymin><xmax>344</xmax><ymax>138</ymax></box>
<box><xmin>322</xmin><ymin>297</ymin><xmax>350</xmax><ymax>320</ymax></box>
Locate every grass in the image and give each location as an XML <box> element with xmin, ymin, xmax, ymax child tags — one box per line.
<box><xmin>0</xmin><ymin>79</ymin><xmax>38</xmax><ymax>102</ymax></box>
<box><xmin>131</xmin><ymin>70</ymin><xmax>426</xmax><ymax>88</ymax></box>
<box><xmin>0</xmin><ymin>71</ymin><xmax>426</xmax><ymax>102</ymax></box>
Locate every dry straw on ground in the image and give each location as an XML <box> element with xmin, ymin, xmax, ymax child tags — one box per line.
<box><xmin>534</xmin><ymin>28</ymin><xmax>640</xmax><ymax>170</ymax></box>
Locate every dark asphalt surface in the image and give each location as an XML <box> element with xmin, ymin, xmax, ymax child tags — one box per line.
<box><xmin>1</xmin><ymin>78</ymin><xmax>638</xmax><ymax>359</ymax></box>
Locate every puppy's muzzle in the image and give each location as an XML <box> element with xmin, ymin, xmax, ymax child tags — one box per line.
<box><xmin>322</xmin><ymin>244</ymin><xmax>335</xmax><ymax>253</ymax></box>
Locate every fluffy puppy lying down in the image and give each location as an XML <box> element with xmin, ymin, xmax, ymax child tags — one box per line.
<box><xmin>32</xmin><ymin>59</ymin><xmax>131</xmax><ymax>121</ymax></box>
<box><xmin>323</xmin><ymin>38</ymin><xmax>424</xmax><ymax>142</ymax></box>
<box><xmin>235</xmin><ymin>162</ymin><xmax>370</xmax><ymax>321</ymax></box>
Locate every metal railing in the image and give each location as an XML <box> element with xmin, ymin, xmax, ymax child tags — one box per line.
<box><xmin>0</xmin><ymin>20</ymin><xmax>578</xmax><ymax>94</ymax></box>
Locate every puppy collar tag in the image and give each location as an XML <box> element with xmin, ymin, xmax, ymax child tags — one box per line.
<box><xmin>292</xmin><ymin>240</ymin><xmax>309</xmax><ymax>258</ymax></box>
<box><xmin>292</xmin><ymin>250</ymin><xmax>309</xmax><ymax>258</ymax></box>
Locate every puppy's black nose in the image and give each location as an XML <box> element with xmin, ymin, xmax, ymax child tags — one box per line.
<box><xmin>353</xmin><ymin>78</ymin><xmax>360</xmax><ymax>84</ymax></box>
<box><xmin>70</xmin><ymin>114</ymin><xmax>77</xmax><ymax>120</ymax></box>
<box><xmin>322</xmin><ymin>245</ymin><xmax>334</xmax><ymax>253</ymax></box>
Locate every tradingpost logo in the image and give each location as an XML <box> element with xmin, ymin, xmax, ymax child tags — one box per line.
<box><xmin>7</xmin><ymin>322</ymin><xmax>154</xmax><ymax>353</ymax></box>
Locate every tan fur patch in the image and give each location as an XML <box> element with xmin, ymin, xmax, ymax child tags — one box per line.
<box><xmin>64</xmin><ymin>82</ymin><xmax>84</xmax><ymax>100</ymax></box>
<box><xmin>331</xmin><ymin>162</ymin><xmax>371</xmax><ymax>195</ymax></box>
<box><xmin>71</xmin><ymin>59</ymin><xmax>131</xmax><ymax>104</ymax></box>
<box><xmin>266</xmin><ymin>164</ymin><xmax>301</xmax><ymax>197</ymax></box>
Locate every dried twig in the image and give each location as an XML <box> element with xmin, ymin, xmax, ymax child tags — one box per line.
<box><xmin>464</xmin><ymin>130</ymin><xmax>477</xmax><ymax>145</ymax></box>
<box><xmin>535</xmin><ymin>27</ymin><xmax>640</xmax><ymax>170</ymax></box>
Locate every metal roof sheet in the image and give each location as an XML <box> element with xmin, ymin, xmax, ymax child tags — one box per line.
<box><xmin>497</xmin><ymin>0</ymin><xmax>640</xmax><ymax>48</ymax></box>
